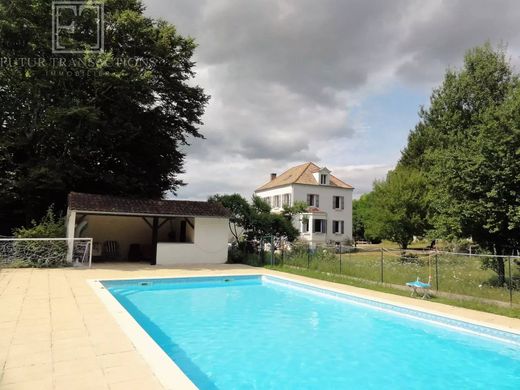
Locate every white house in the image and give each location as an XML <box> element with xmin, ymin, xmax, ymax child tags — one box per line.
<box><xmin>255</xmin><ymin>162</ymin><xmax>354</xmax><ymax>244</ymax></box>
<box><xmin>66</xmin><ymin>192</ymin><xmax>230</xmax><ymax>265</ymax></box>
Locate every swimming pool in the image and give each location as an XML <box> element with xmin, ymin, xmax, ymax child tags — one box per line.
<box><xmin>102</xmin><ymin>275</ymin><xmax>520</xmax><ymax>389</ymax></box>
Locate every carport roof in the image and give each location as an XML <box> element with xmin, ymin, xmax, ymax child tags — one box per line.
<box><xmin>68</xmin><ymin>192</ymin><xmax>230</xmax><ymax>218</ymax></box>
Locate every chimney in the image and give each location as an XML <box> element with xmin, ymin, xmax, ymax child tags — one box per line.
<box><xmin>270</xmin><ymin>173</ymin><xmax>277</xmax><ymax>181</ymax></box>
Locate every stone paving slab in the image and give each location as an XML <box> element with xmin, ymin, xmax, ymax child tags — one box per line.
<box><xmin>0</xmin><ymin>263</ymin><xmax>519</xmax><ymax>389</ymax></box>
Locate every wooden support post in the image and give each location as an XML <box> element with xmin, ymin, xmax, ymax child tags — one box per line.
<box><xmin>151</xmin><ymin>217</ymin><xmax>158</xmax><ymax>265</ymax></box>
<box><xmin>142</xmin><ymin>217</ymin><xmax>153</xmax><ymax>229</ymax></box>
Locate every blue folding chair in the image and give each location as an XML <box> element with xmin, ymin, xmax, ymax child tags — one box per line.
<box><xmin>406</xmin><ymin>277</ymin><xmax>432</xmax><ymax>299</ymax></box>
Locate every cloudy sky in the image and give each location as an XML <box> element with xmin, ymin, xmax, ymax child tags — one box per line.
<box><xmin>142</xmin><ymin>0</ymin><xmax>520</xmax><ymax>200</ymax></box>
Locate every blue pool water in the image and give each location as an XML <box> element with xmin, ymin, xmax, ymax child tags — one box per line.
<box><xmin>104</xmin><ymin>275</ymin><xmax>520</xmax><ymax>389</ymax></box>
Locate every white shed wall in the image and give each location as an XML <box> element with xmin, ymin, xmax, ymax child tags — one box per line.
<box><xmin>157</xmin><ymin>217</ymin><xmax>229</xmax><ymax>265</ymax></box>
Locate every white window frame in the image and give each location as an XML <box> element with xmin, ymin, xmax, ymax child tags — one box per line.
<box><xmin>282</xmin><ymin>193</ymin><xmax>292</xmax><ymax>207</ymax></box>
<box><xmin>273</xmin><ymin>195</ymin><xmax>281</xmax><ymax>208</ymax></box>
<box><xmin>320</xmin><ymin>174</ymin><xmax>327</xmax><ymax>185</ymax></box>
<box><xmin>313</xmin><ymin>219</ymin><xmax>326</xmax><ymax>233</ymax></box>
<box><xmin>333</xmin><ymin>220</ymin><xmax>345</xmax><ymax>234</ymax></box>
<box><xmin>333</xmin><ymin>196</ymin><xmax>344</xmax><ymax>210</ymax></box>
<box><xmin>307</xmin><ymin>194</ymin><xmax>320</xmax><ymax>207</ymax></box>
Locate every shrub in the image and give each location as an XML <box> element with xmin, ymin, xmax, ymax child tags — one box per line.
<box><xmin>400</xmin><ymin>252</ymin><xmax>422</xmax><ymax>264</ymax></box>
<box><xmin>8</xmin><ymin>206</ymin><xmax>69</xmax><ymax>268</ymax></box>
<box><xmin>13</xmin><ymin>206</ymin><xmax>65</xmax><ymax>238</ymax></box>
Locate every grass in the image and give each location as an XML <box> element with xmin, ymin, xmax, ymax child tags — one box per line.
<box><xmin>278</xmin><ymin>247</ymin><xmax>519</xmax><ymax>304</ymax></box>
<box><xmin>246</xmin><ymin>242</ymin><xmax>520</xmax><ymax>318</ymax></box>
<box><xmin>265</xmin><ymin>264</ymin><xmax>520</xmax><ymax>319</ymax></box>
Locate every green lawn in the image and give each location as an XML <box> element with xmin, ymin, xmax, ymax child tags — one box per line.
<box><xmin>277</xmin><ymin>246</ymin><xmax>519</xmax><ymax>307</ymax></box>
<box><xmin>266</xmin><ymin>265</ymin><xmax>520</xmax><ymax>319</ymax></box>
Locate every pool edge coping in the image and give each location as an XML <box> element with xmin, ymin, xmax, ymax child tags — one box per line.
<box><xmin>89</xmin><ymin>270</ymin><xmax>520</xmax><ymax>389</ymax></box>
<box><xmin>88</xmin><ymin>278</ymin><xmax>198</xmax><ymax>390</ymax></box>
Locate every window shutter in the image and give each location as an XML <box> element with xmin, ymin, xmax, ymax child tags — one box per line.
<box><xmin>341</xmin><ymin>196</ymin><xmax>344</xmax><ymax>210</ymax></box>
<box><xmin>341</xmin><ymin>221</ymin><xmax>344</xmax><ymax>234</ymax></box>
<box><xmin>332</xmin><ymin>196</ymin><xmax>335</xmax><ymax>209</ymax></box>
<box><xmin>307</xmin><ymin>194</ymin><xmax>311</xmax><ymax>205</ymax></box>
<box><xmin>316</xmin><ymin>195</ymin><xmax>319</xmax><ymax>208</ymax></box>
<box><xmin>322</xmin><ymin>220</ymin><xmax>327</xmax><ymax>233</ymax></box>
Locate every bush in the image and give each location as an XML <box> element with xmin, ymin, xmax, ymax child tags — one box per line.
<box><xmin>483</xmin><ymin>275</ymin><xmax>520</xmax><ymax>290</ymax></box>
<box><xmin>13</xmin><ymin>206</ymin><xmax>65</xmax><ymax>238</ymax></box>
<box><xmin>227</xmin><ymin>246</ymin><xmax>243</xmax><ymax>264</ymax></box>
<box><xmin>366</xmin><ymin>234</ymin><xmax>382</xmax><ymax>244</ymax></box>
<box><xmin>444</xmin><ymin>239</ymin><xmax>474</xmax><ymax>253</ymax></box>
<box><xmin>8</xmin><ymin>206</ymin><xmax>69</xmax><ymax>268</ymax></box>
<box><xmin>400</xmin><ymin>252</ymin><xmax>422</xmax><ymax>264</ymax></box>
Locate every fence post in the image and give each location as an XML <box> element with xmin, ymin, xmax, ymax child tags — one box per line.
<box><xmin>307</xmin><ymin>243</ymin><xmax>310</xmax><ymax>268</ymax></box>
<box><xmin>339</xmin><ymin>244</ymin><xmax>342</xmax><ymax>274</ymax></box>
<box><xmin>348</xmin><ymin>249</ymin><xmax>351</xmax><ymax>273</ymax></box>
<box><xmin>260</xmin><ymin>238</ymin><xmax>264</xmax><ymax>266</ymax></box>
<box><xmin>270</xmin><ymin>236</ymin><xmax>274</xmax><ymax>266</ymax></box>
<box><xmin>89</xmin><ymin>238</ymin><xmax>93</xmax><ymax>268</ymax></box>
<box><xmin>435</xmin><ymin>252</ymin><xmax>439</xmax><ymax>291</ymax></box>
<box><xmin>508</xmin><ymin>256</ymin><xmax>513</xmax><ymax>308</ymax></box>
<box><xmin>380</xmin><ymin>248</ymin><xmax>384</xmax><ymax>283</ymax></box>
<box><xmin>281</xmin><ymin>239</ymin><xmax>284</xmax><ymax>267</ymax></box>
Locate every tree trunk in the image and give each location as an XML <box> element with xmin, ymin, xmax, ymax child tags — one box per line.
<box><xmin>496</xmin><ymin>257</ymin><xmax>506</xmax><ymax>286</ymax></box>
<box><xmin>494</xmin><ymin>245</ymin><xmax>506</xmax><ymax>286</ymax></box>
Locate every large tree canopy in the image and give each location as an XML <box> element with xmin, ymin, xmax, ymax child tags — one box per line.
<box><xmin>209</xmin><ymin>194</ymin><xmax>300</xmax><ymax>242</ymax></box>
<box><xmin>398</xmin><ymin>43</ymin><xmax>520</xmax><ymax>283</ymax></box>
<box><xmin>362</xmin><ymin>168</ymin><xmax>430</xmax><ymax>249</ymax></box>
<box><xmin>0</xmin><ymin>0</ymin><xmax>208</xmax><ymax>233</ymax></box>
<box><xmin>352</xmin><ymin>192</ymin><xmax>381</xmax><ymax>243</ymax></box>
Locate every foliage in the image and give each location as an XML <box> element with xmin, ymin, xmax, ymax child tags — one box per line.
<box><xmin>209</xmin><ymin>194</ymin><xmax>300</xmax><ymax>243</ymax></box>
<box><xmin>209</xmin><ymin>194</ymin><xmax>250</xmax><ymax>242</ymax></box>
<box><xmin>399</xmin><ymin>252</ymin><xmax>421</xmax><ymax>264</ymax></box>
<box><xmin>13</xmin><ymin>206</ymin><xmax>65</xmax><ymax>238</ymax></box>
<box><xmin>399</xmin><ymin>43</ymin><xmax>520</xmax><ymax>283</ymax></box>
<box><xmin>6</xmin><ymin>205</ymin><xmax>70</xmax><ymax>267</ymax></box>
<box><xmin>282</xmin><ymin>201</ymin><xmax>308</xmax><ymax>218</ymax></box>
<box><xmin>0</xmin><ymin>0</ymin><xmax>209</xmax><ymax>233</ymax></box>
<box><xmin>363</xmin><ymin>168</ymin><xmax>430</xmax><ymax>249</ymax></box>
<box><xmin>352</xmin><ymin>193</ymin><xmax>381</xmax><ymax>243</ymax></box>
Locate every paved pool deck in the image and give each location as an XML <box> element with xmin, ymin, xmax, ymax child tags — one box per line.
<box><xmin>1</xmin><ymin>263</ymin><xmax>519</xmax><ymax>389</ymax></box>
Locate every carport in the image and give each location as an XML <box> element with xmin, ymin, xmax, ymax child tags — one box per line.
<box><xmin>65</xmin><ymin>192</ymin><xmax>230</xmax><ymax>265</ymax></box>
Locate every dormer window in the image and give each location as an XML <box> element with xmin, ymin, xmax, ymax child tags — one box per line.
<box><xmin>313</xmin><ymin>167</ymin><xmax>331</xmax><ymax>185</ymax></box>
<box><xmin>320</xmin><ymin>174</ymin><xmax>327</xmax><ymax>185</ymax></box>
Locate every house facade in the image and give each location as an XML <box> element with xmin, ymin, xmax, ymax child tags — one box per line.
<box><xmin>255</xmin><ymin>162</ymin><xmax>354</xmax><ymax>244</ymax></box>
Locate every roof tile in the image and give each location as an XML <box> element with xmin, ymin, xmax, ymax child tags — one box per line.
<box><xmin>255</xmin><ymin>162</ymin><xmax>353</xmax><ymax>191</ymax></box>
<box><xmin>68</xmin><ymin>192</ymin><xmax>230</xmax><ymax>218</ymax></box>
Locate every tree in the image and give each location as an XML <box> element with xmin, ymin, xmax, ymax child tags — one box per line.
<box><xmin>282</xmin><ymin>200</ymin><xmax>308</xmax><ymax>219</ymax></box>
<box><xmin>208</xmin><ymin>194</ymin><xmax>250</xmax><ymax>242</ymax></box>
<box><xmin>0</xmin><ymin>0</ymin><xmax>209</xmax><ymax>233</ymax></box>
<box><xmin>209</xmin><ymin>194</ymin><xmax>300</xmax><ymax>242</ymax></box>
<box><xmin>364</xmin><ymin>169</ymin><xmax>430</xmax><ymax>249</ymax></box>
<box><xmin>352</xmin><ymin>193</ymin><xmax>381</xmax><ymax>243</ymax></box>
<box><xmin>399</xmin><ymin>43</ymin><xmax>520</xmax><ymax>284</ymax></box>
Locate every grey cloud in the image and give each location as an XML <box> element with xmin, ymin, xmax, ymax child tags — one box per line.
<box><xmin>143</xmin><ymin>0</ymin><xmax>520</xmax><ymax>198</ymax></box>
<box><xmin>396</xmin><ymin>0</ymin><xmax>520</xmax><ymax>85</ymax></box>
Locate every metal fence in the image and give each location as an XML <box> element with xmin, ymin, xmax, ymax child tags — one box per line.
<box><xmin>231</xmin><ymin>240</ymin><xmax>520</xmax><ymax>308</ymax></box>
<box><xmin>0</xmin><ymin>238</ymin><xmax>93</xmax><ymax>268</ymax></box>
